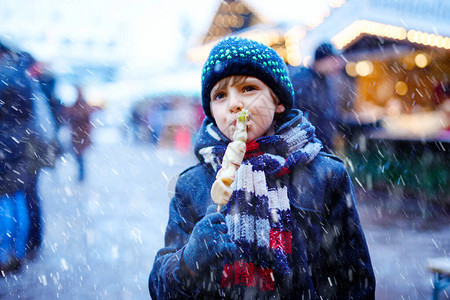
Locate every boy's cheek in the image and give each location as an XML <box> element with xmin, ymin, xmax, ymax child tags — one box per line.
<box><xmin>224</xmin><ymin>126</ymin><xmax>235</xmax><ymax>141</ymax></box>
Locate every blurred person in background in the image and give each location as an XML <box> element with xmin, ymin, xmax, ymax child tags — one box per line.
<box><xmin>62</xmin><ymin>86</ymin><xmax>95</xmax><ymax>182</ymax></box>
<box><xmin>0</xmin><ymin>43</ymin><xmax>59</xmax><ymax>271</ymax></box>
<box><xmin>24</xmin><ymin>53</ymin><xmax>61</xmax><ymax>255</ymax></box>
<box><xmin>29</xmin><ymin>61</ymin><xmax>64</xmax><ymax>129</ymax></box>
<box><xmin>0</xmin><ymin>45</ymin><xmax>34</xmax><ymax>272</ymax></box>
<box><xmin>290</xmin><ymin>43</ymin><xmax>345</xmax><ymax>153</ymax></box>
<box><xmin>0</xmin><ymin>45</ymin><xmax>34</xmax><ymax>195</ymax></box>
<box><xmin>130</xmin><ymin>105</ymin><xmax>142</xmax><ymax>142</ymax></box>
<box><xmin>146</xmin><ymin>102</ymin><xmax>164</xmax><ymax>145</ymax></box>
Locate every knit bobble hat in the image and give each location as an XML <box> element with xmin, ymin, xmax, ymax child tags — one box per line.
<box><xmin>201</xmin><ymin>36</ymin><xmax>295</xmax><ymax>122</ymax></box>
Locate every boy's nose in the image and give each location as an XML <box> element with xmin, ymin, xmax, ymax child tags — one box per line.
<box><xmin>228</xmin><ymin>94</ymin><xmax>243</xmax><ymax>113</ymax></box>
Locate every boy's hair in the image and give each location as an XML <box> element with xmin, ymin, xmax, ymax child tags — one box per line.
<box><xmin>201</xmin><ymin>36</ymin><xmax>294</xmax><ymax>122</ymax></box>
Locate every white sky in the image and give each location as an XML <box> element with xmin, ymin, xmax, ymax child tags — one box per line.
<box><xmin>1</xmin><ymin>0</ymin><xmax>330</xmax><ymax>65</ymax></box>
<box><xmin>0</xmin><ymin>0</ymin><xmax>332</xmax><ymax>104</ymax></box>
<box><xmin>128</xmin><ymin>0</ymin><xmax>331</xmax><ymax>72</ymax></box>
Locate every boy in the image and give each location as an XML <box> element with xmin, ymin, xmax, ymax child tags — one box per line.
<box><xmin>149</xmin><ymin>36</ymin><xmax>375</xmax><ymax>299</ymax></box>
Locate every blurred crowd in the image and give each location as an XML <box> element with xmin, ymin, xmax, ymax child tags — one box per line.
<box><xmin>129</xmin><ymin>95</ymin><xmax>204</xmax><ymax>153</ymax></box>
<box><xmin>0</xmin><ymin>42</ymin><xmax>96</xmax><ymax>272</ymax></box>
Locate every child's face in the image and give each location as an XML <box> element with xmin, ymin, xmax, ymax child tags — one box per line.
<box><xmin>210</xmin><ymin>76</ymin><xmax>285</xmax><ymax>142</ymax></box>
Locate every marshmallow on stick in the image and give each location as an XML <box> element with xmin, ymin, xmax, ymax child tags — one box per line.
<box><xmin>211</xmin><ymin>109</ymin><xmax>249</xmax><ymax>212</ymax></box>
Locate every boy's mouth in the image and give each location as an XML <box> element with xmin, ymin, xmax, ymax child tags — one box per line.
<box><xmin>232</xmin><ymin>119</ymin><xmax>250</xmax><ymax>128</ymax></box>
<box><xmin>232</xmin><ymin>111</ymin><xmax>250</xmax><ymax>126</ymax></box>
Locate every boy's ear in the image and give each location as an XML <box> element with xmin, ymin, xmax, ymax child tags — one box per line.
<box><xmin>275</xmin><ymin>104</ymin><xmax>285</xmax><ymax>113</ymax></box>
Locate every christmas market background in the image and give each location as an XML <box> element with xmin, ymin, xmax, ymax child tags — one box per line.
<box><xmin>138</xmin><ymin>0</ymin><xmax>450</xmax><ymax>204</ymax></box>
<box><xmin>0</xmin><ymin>0</ymin><xmax>449</xmax><ymax>299</ymax></box>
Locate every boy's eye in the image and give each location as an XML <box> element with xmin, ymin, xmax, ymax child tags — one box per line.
<box><xmin>213</xmin><ymin>92</ymin><xmax>226</xmax><ymax>101</ymax></box>
<box><xmin>243</xmin><ymin>85</ymin><xmax>257</xmax><ymax>92</ymax></box>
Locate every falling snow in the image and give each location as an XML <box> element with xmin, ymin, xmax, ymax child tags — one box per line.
<box><xmin>0</xmin><ymin>126</ymin><xmax>448</xmax><ymax>299</ymax></box>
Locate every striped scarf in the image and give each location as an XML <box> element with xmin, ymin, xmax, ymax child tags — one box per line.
<box><xmin>196</xmin><ymin>111</ymin><xmax>322</xmax><ymax>296</ymax></box>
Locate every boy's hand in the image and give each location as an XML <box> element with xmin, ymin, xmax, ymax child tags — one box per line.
<box><xmin>210</xmin><ymin>177</ymin><xmax>233</xmax><ymax>206</ymax></box>
<box><xmin>182</xmin><ymin>209</ymin><xmax>236</xmax><ymax>275</ymax></box>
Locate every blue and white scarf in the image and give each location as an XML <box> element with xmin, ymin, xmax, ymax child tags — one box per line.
<box><xmin>195</xmin><ymin>110</ymin><xmax>322</xmax><ymax>295</ymax></box>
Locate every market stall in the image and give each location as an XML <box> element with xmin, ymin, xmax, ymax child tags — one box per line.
<box><xmin>333</xmin><ymin>33</ymin><xmax>449</xmax><ymax>203</ymax></box>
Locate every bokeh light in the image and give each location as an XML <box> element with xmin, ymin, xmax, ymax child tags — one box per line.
<box><xmin>355</xmin><ymin>60</ymin><xmax>373</xmax><ymax>77</ymax></box>
<box><xmin>414</xmin><ymin>53</ymin><xmax>429</xmax><ymax>68</ymax></box>
<box><xmin>395</xmin><ymin>81</ymin><xmax>408</xmax><ymax>96</ymax></box>
<box><xmin>345</xmin><ymin>61</ymin><xmax>358</xmax><ymax>77</ymax></box>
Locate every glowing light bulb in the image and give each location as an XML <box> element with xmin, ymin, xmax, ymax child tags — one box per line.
<box><xmin>287</xmin><ymin>52</ymin><xmax>302</xmax><ymax>66</ymax></box>
<box><xmin>355</xmin><ymin>60</ymin><xmax>373</xmax><ymax>77</ymax></box>
<box><xmin>303</xmin><ymin>55</ymin><xmax>312</xmax><ymax>67</ymax></box>
<box><xmin>395</xmin><ymin>81</ymin><xmax>408</xmax><ymax>96</ymax></box>
<box><xmin>345</xmin><ymin>62</ymin><xmax>358</xmax><ymax>77</ymax></box>
<box><xmin>414</xmin><ymin>53</ymin><xmax>428</xmax><ymax>68</ymax></box>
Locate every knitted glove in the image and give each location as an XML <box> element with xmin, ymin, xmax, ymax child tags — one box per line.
<box><xmin>183</xmin><ymin>207</ymin><xmax>236</xmax><ymax>275</ymax></box>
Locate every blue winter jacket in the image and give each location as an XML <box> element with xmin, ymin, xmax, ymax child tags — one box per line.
<box><xmin>149</xmin><ymin>114</ymin><xmax>375</xmax><ymax>299</ymax></box>
<box><xmin>0</xmin><ymin>50</ymin><xmax>33</xmax><ymax>194</ymax></box>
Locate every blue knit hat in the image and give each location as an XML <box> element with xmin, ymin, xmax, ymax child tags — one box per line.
<box><xmin>201</xmin><ymin>36</ymin><xmax>295</xmax><ymax>121</ymax></box>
